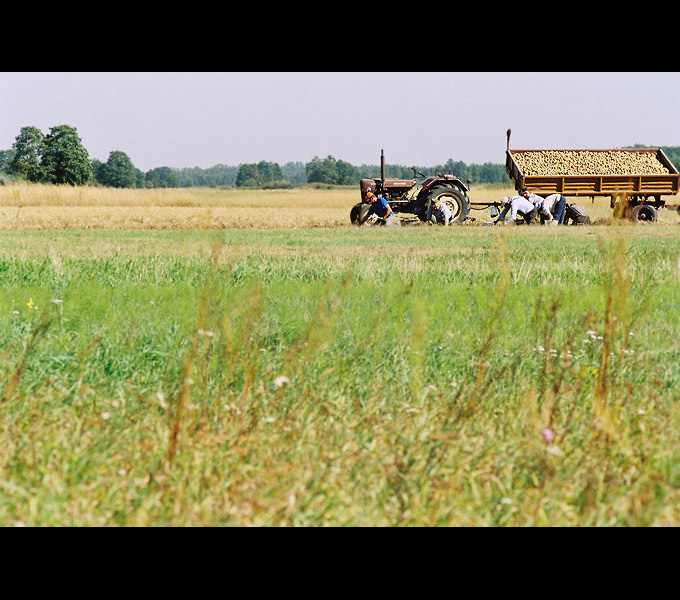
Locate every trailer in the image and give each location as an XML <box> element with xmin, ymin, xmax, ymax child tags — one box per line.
<box><xmin>505</xmin><ymin>129</ymin><xmax>680</xmax><ymax>221</ymax></box>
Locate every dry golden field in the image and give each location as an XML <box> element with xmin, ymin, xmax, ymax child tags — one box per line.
<box><xmin>2</xmin><ymin>182</ymin><xmax>680</xmax><ymax>229</ymax></box>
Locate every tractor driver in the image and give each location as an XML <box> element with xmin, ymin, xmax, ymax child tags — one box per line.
<box><xmin>365</xmin><ymin>191</ymin><xmax>400</xmax><ymax>227</ymax></box>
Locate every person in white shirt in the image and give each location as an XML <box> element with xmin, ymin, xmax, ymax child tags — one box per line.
<box><xmin>537</xmin><ymin>193</ymin><xmax>567</xmax><ymax>224</ymax></box>
<box><xmin>521</xmin><ymin>187</ymin><xmax>545</xmax><ymax>209</ymax></box>
<box><xmin>428</xmin><ymin>197</ymin><xmax>453</xmax><ymax>225</ymax></box>
<box><xmin>495</xmin><ymin>195</ymin><xmax>539</xmax><ymax>225</ymax></box>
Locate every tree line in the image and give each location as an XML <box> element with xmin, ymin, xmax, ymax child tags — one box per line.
<box><xmin>2</xmin><ymin>124</ymin><xmax>678</xmax><ymax>189</ymax></box>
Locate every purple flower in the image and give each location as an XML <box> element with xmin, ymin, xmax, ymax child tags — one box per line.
<box><xmin>541</xmin><ymin>428</ymin><xmax>554</xmax><ymax>444</ymax></box>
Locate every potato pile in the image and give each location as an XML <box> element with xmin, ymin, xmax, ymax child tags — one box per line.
<box><xmin>513</xmin><ymin>150</ymin><xmax>670</xmax><ymax>176</ymax></box>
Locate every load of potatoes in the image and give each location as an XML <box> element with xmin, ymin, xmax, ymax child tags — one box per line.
<box><xmin>513</xmin><ymin>150</ymin><xmax>670</xmax><ymax>176</ymax></box>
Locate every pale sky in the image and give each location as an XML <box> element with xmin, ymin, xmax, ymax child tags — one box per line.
<box><xmin>1</xmin><ymin>72</ymin><xmax>678</xmax><ymax>172</ymax></box>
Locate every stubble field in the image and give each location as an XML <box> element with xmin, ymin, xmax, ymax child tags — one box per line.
<box><xmin>2</xmin><ymin>183</ymin><xmax>680</xmax><ymax>526</ymax></box>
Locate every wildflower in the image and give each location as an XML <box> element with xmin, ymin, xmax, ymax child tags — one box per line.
<box><xmin>51</xmin><ymin>298</ymin><xmax>63</xmax><ymax>305</ymax></box>
<box><xmin>197</xmin><ymin>329</ymin><xmax>215</xmax><ymax>337</ymax></box>
<box><xmin>101</xmin><ymin>412</ymin><xmax>111</xmax><ymax>421</ymax></box>
<box><xmin>500</xmin><ymin>498</ymin><xmax>512</xmax><ymax>505</ymax></box>
<box><xmin>264</xmin><ymin>416</ymin><xmax>275</xmax><ymax>423</ymax></box>
<box><xmin>12</xmin><ymin>311</ymin><xmax>18</xmax><ymax>315</ymax></box>
<box><xmin>274</xmin><ymin>375</ymin><xmax>290</xmax><ymax>388</ymax></box>
<box><xmin>541</xmin><ymin>428</ymin><xmax>554</xmax><ymax>444</ymax></box>
<box><xmin>26</xmin><ymin>298</ymin><xmax>34</xmax><ymax>310</ymax></box>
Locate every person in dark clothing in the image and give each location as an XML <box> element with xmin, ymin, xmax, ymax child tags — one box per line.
<box><xmin>365</xmin><ymin>191</ymin><xmax>400</xmax><ymax>227</ymax></box>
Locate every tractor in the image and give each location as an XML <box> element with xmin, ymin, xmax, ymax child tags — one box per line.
<box><xmin>351</xmin><ymin>150</ymin><xmax>472</xmax><ymax>226</ymax></box>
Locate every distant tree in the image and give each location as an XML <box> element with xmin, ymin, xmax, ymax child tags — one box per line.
<box><xmin>91</xmin><ymin>158</ymin><xmax>105</xmax><ymax>182</ymax></box>
<box><xmin>235</xmin><ymin>161</ymin><xmax>283</xmax><ymax>187</ymax></box>
<box><xmin>258</xmin><ymin>160</ymin><xmax>283</xmax><ymax>183</ymax></box>
<box><xmin>235</xmin><ymin>163</ymin><xmax>259</xmax><ymax>187</ymax></box>
<box><xmin>40</xmin><ymin>125</ymin><xmax>92</xmax><ymax>185</ymax></box>
<box><xmin>9</xmin><ymin>126</ymin><xmax>44</xmax><ymax>182</ymax></box>
<box><xmin>0</xmin><ymin>149</ymin><xmax>16</xmax><ymax>173</ymax></box>
<box><xmin>98</xmin><ymin>150</ymin><xmax>137</xmax><ymax>188</ymax></box>
<box><xmin>306</xmin><ymin>155</ymin><xmax>339</xmax><ymax>184</ymax></box>
<box><xmin>336</xmin><ymin>159</ymin><xmax>357</xmax><ymax>185</ymax></box>
<box><xmin>145</xmin><ymin>166</ymin><xmax>181</xmax><ymax>188</ymax></box>
<box><xmin>281</xmin><ymin>161</ymin><xmax>306</xmax><ymax>184</ymax></box>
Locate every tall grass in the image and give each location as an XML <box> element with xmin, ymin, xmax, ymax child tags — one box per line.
<box><xmin>0</xmin><ymin>226</ymin><xmax>680</xmax><ymax>525</ymax></box>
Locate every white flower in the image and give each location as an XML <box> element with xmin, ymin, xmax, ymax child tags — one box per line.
<box><xmin>156</xmin><ymin>392</ymin><xmax>168</xmax><ymax>409</ymax></box>
<box><xmin>101</xmin><ymin>412</ymin><xmax>111</xmax><ymax>420</ymax></box>
<box><xmin>197</xmin><ymin>329</ymin><xmax>215</xmax><ymax>337</ymax></box>
<box><xmin>274</xmin><ymin>375</ymin><xmax>290</xmax><ymax>388</ymax></box>
<box><xmin>51</xmin><ymin>298</ymin><xmax>63</xmax><ymax>304</ymax></box>
<box><xmin>545</xmin><ymin>444</ymin><xmax>564</xmax><ymax>456</ymax></box>
<box><xmin>264</xmin><ymin>416</ymin><xmax>275</xmax><ymax>423</ymax></box>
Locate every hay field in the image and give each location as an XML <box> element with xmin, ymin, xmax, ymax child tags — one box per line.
<box><xmin>2</xmin><ymin>182</ymin><xmax>679</xmax><ymax>229</ymax></box>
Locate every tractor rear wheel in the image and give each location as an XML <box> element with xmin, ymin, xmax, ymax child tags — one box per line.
<box><xmin>424</xmin><ymin>185</ymin><xmax>470</xmax><ymax>224</ymax></box>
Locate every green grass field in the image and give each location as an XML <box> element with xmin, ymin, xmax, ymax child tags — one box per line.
<box><xmin>2</xmin><ymin>224</ymin><xmax>680</xmax><ymax>526</ymax></box>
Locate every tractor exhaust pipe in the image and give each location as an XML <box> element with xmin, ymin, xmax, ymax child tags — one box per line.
<box><xmin>380</xmin><ymin>149</ymin><xmax>385</xmax><ymax>183</ymax></box>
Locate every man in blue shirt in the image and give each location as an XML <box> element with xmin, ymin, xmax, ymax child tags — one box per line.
<box><xmin>365</xmin><ymin>191</ymin><xmax>400</xmax><ymax>227</ymax></box>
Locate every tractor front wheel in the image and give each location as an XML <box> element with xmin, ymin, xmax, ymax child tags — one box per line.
<box><xmin>350</xmin><ymin>202</ymin><xmax>370</xmax><ymax>225</ymax></box>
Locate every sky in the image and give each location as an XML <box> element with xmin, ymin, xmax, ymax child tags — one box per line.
<box><xmin>1</xmin><ymin>72</ymin><xmax>679</xmax><ymax>173</ymax></box>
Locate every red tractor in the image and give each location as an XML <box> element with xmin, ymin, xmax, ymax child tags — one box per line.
<box><xmin>351</xmin><ymin>150</ymin><xmax>473</xmax><ymax>225</ymax></box>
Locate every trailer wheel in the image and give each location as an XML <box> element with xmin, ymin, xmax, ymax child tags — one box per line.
<box><xmin>350</xmin><ymin>202</ymin><xmax>370</xmax><ymax>225</ymax></box>
<box><xmin>424</xmin><ymin>185</ymin><xmax>470</xmax><ymax>224</ymax></box>
<box><xmin>630</xmin><ymin>204</ymin><xmax>658</xmax><ymax>223</ymax></box>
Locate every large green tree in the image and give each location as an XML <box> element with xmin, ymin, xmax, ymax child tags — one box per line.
<box><xmin>97</xmin><ymin>150</ymin><xmax>138</xmax><ymax>188</ymax></box>
<box><xmin>306</xmin><ymin>155</ymin><xmax>339</xmax><ymax>184</ymax></box>
<box><xmin>9</xmin><ymin>126</ymin><xmax>44</xmax><ymax>182</ymax></box>
<box><xmin>336</xmin><ymin>159</ymin><xmax>357</xmax><ymax>185</ymax></box>
<box><xmin>40</xmin><ymin>125</ymin><xmax>93</xmax><ymax>185</ymax></box>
